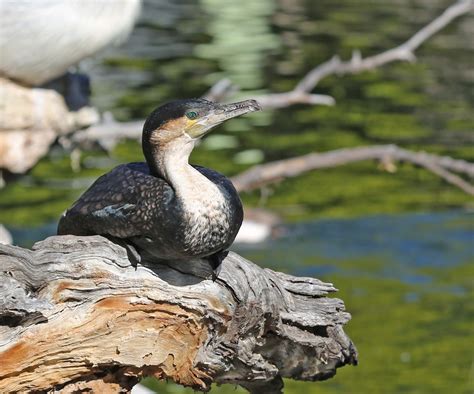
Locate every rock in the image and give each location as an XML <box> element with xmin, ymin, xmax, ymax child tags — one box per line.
<box><xmin>0</xmin><ymin>78</ymin><xmax>72</xmax><ymax>131</ymax></box>
<box><xmin>235</xmin><ymin>208</ymin><xmax>282</xmax><ymax>244</ymax></box>
<box><xmin>0</xmin><ymin>224</ymin><xmax>12</xmax><ymax>245</ymax></box>
<box><xmin>0</xmin><ymin>129</ymin><xmax>58</xmax><ymax>174</ymax></box>
<box><xmin>0</xmin><ymin>77</ymin><xmax>99</xmax><ymax>174</ymax></box>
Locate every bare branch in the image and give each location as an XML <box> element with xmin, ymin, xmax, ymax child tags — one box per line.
<box><xmin>231</xmin><ymin>145</ymin><xmax>474</xmax><ymax>195</ymax></box>
<box><xmin>249</xmin><ymin>0</ymin><xmax>473</xmax><ymax>109</ymax></box>
<box><xmin>403</xmin><ymin>0</ymin><xmax>473</xmax><ymax>54</ymax></box>
<box><xmin>254</xmin><ymin>91</ymin><xmax>336</xmax><ymax>109</ymax></box>
<box><xmin>66</xmin><ymin>114</ymin><xmax>143</xmax><ymax>151</ymax></box>
<box><xmin>202</xmin><ymin>78</ymin><xmax>238</xmax><ymax>102</ymax></box>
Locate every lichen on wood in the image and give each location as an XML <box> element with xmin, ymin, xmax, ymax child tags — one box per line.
<box><xmin>0</xmin><ymin>235</ymin><xmax>357</xmax><ymax>393</ymax></box>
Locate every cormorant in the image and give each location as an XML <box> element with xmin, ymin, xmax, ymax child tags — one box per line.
<box><xmin>58</xmin><ymin>98</ymin><xmax>260</xmax><ymax>276</ymax></box>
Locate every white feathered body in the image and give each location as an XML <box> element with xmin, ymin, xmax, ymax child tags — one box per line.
<box><xmin>0</xmin><ymin>0</ymin><xmax>141</xmax><ymax>85</ymax></box>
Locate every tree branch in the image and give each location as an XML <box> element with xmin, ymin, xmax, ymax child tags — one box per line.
<box><xmin>230</xmin><ymin>145</ymin><xmax>474</xmax><ymax>195</ymax></box>
<box><xmin>255</xmin><ymin>0</ymin><xmax>473</xmax><ymax>109</ymax></box>
<box><xmin>0</xmin><ymin>235</ymin><xmax>357</xmax><ymax>393</ymax></box>
<box><xmin>65</xmin><ymin>113</ymin><xmax>143</xmax><ymax>152</ymax></box>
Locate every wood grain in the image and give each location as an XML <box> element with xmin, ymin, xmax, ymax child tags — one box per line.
<box><xmin>0</xmin><ymin>235</ymin><xmax>356</xmax><ymax>393</ymax></box>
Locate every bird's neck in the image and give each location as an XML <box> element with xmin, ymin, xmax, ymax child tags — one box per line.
<box><xmin>147</xmin><ymin>138</ymin><xmax>220</xmax><ymax>201</ymax></box>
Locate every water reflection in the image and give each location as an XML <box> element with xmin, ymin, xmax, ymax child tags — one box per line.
<box><xmin>196</xmin><ymin>0</ymin><xmax>279</xmax><ymax>89</ymax></box>
<box><xmin>238</xmin><ymin>211</ymin><xmax>473</xmax><ymax>273</ymax></box>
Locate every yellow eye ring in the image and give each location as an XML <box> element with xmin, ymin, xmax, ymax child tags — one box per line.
<box><xmin>186</xmin><ymin>111</ymin><xmax>198</xmax><ymax>120</ymax></box>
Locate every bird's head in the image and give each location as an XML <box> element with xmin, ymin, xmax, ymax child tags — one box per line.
<box><xmin>142</xmin><ymin>98</ymin><xmax>260</xmax><ymax>176</ymax></box>
<box><xmin>142</xmin><ymin>98</ymin><xmax>260</xmax><ymax>146</ymax></box>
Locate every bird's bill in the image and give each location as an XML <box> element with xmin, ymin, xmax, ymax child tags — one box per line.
<box><xmin>186</xmin><ymin>99</ymin><xmax>261</xmax><ymax>138</ymax></box>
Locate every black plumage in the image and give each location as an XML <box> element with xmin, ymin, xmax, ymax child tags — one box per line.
<box><xmin>58</xmin><ymin>98</ymin><xmax>259</xmax><ymax>272</ymax></box>
<box><xmin>58</xmin><ymin>162</ymin><xmax>243</xmax><ymax>260</ymax></box>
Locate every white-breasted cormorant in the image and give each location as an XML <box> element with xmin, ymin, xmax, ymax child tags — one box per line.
<box><xmin>58</xmin><ymin>98</ymin><xmax>260</xmax><ymax>275</ymax></box>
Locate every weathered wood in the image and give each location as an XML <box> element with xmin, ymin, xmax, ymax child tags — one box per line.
<box><xmin>0</xmin><ymin>235</ymin><xmax>357</xmax><ymax>393</ymax></box>
<box><xmin>230</xmin><ymin>145</ymin><xmax>474</xmax><ymax>196</ymax></box>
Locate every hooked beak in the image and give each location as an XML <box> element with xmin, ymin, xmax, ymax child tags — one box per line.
<box><xmin>187</xmin><ymin>99</ymin><xmax>261</xmax><ymax>138</ymax></box>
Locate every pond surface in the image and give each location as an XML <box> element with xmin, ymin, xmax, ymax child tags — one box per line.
<box><xmin>1</xmin><ymin>0</ymin><xmax>473</xmax><ymax>393</ymax></box>
<box><xmin>139</xmin><ymin>211</ymin><xmax>473</xmax><ymax>394</ymax></box>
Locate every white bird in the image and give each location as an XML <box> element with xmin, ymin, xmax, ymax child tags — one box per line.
<box><xmin>0</xmin><ymin>0</ymin><xmax>142</xmax><ymax>86</ymax></box>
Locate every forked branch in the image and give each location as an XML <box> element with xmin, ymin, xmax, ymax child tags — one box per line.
<box><xmin>74</xmin><ymin>0</ymin><xmax>473</xmax><ymax>148</ymax></box>
<box><xmin>228</xmin><ymin>0</ymin><xmax>473</xmax><ymax>108</ymax></box>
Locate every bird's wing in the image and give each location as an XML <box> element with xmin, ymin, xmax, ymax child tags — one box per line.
<box><xmin>58</xmin><ymin>163</ymin><xmax>171</xmax><ymax>238</ymax></box>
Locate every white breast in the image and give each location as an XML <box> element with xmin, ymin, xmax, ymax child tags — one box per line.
<box><xmin>180</xmin><ymin>179</ymin><xmax>232</xmax><ymax>255</ymax></box>
<box><xmin>157</xmin><ymin>138</ymin><xmax>235</xmax><ymax>256</ymax></box>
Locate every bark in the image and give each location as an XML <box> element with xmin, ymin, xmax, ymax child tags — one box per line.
<box><xmin>0</xmin><ymin>235</ymin><xmax>357</xmax><ymax>393</ymax></box>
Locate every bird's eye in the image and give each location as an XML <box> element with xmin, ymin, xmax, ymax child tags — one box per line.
<box><xmin>186</xmin><ymin>111</ymin><xmax>199</xmax><ymax>120</ymax></box>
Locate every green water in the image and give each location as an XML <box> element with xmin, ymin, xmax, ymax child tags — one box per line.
<box><xmin>0</xmin><ymin>0</ymin><xmax>473</xmax><ymax>392</ymax></box>
<box><xmin>136</xmin><ymin>212</ymin><xmax>473</xmax><ymax>394</ymax></box>
<box><xmin>1</xmin><ymin>0</ymin><xmax>473</xmax><ymax>226</ymax></box>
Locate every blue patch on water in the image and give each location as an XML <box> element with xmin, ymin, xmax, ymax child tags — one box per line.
<box><xmin>236</xmin><ymin>210</ymin><xmax>473</xmax><ymax>284</ymax></box>
<box><xmin>6</xmin><ymin>210</ymin><xmax>473</xmax><ymax>285</ymax></box>
<box><xmin>8</xmin><ymin>221</ymin><xmax>58</xmax><ymax>248</ymax></box>
<box><xmin>294</xmin><ymin>211</ymin><xmax>472</xmax><ymax>267</ymax></box>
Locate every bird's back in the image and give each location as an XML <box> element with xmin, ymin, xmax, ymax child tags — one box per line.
<box><xmin>58</xmin><ymin>162</ymin><xmax>173</xmax><ymax>238</ymax></box>
<box><xmin>58</xmin><ymin>162</ymin><xmax>243</xmax><ymax>260</ymax></box>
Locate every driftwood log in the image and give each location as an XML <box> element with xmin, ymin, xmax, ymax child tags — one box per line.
<box><xmin>0</xmin><ymin>235</ymin><xmax>357</xmax><ymax>393</ymax></box>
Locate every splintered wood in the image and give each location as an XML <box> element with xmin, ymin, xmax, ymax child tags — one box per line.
<box><xmin>0</xmin><ymin>235</ymin><xmax>357</xmax><ymax>393</ymax></box>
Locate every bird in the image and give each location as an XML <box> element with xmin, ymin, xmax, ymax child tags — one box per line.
<box><xmin>58</xmin><ymin>98</ymin><xmax>260</xmax><ymax>277</ymax></box>
<box><xmin>0</xmin><ymin>0</ymin><xmax>141</xmax><ymax>109</ymax></box>
<box><xmin>0</xmin><ymin>0</ymin><xmax>141</xmax><ymax>86</ymax></box>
